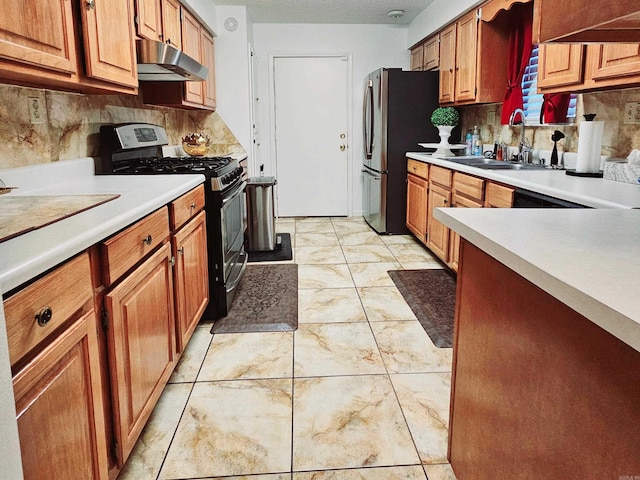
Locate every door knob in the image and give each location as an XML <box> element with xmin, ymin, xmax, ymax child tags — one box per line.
<box><xmin>340</xmin><ymin>144</ymin><xmax>346</xmax><ymax>151</ymax></box>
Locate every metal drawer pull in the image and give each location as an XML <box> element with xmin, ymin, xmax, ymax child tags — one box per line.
<box><xmin>143</xmin><ymin>234</ymin><xmax>153</xmax><ymax>246</ymax></box>
<box><xmin>178</xmin><ymin>247</ymin><xmax>184</xmax><ymax>255</ymax></box>
<box><xmin>36</xmin><ymin>307</ymin><xmax>53</xmax><ymax>327</ymax></box>
<box><xmin>190</xmin><ymin>202</ymin><xmax>197</xmax><ymax>210</ymax></box>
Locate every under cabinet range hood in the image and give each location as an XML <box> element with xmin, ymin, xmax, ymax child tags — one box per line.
<box><xmin>136</xmin><ymin>39</ymin><xmax>208</xmax><ymax>81</ymax></box>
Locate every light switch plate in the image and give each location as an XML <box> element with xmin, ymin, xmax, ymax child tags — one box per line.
<box><xmin>28</xmin><ymin>97</ymin><xmax>45</xmax><ymax>124</ymax></box>
<box><xmin>623</xmin><ymin>102</ymin><xmax>640</xmax><ymax>124</ymax></box>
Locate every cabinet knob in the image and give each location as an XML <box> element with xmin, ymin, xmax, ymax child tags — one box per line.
<box><xmin>190</xmin><ymin>202</ymin><xmax>197</xmax><ymax>210</ymax></box>
<box><xmin>340</xmin><ymin>144</ymin><xmax>346</xmax><ymax>151</ymax></box>
<box><xmin>178</xmin><ymin>247</ymin><xmax>184</xmax><ymax>255</ymax></box>
<box><xmin>86</xmin><ymin>0</ymin><xmax>95</xmax><ymax>10</ymax></box>
<box><xmin>36</xmin><ymin>306</ymin><xmax>53</xmax><ymax>327</ymax></box>
<box><xmin>143</xmin><ymin>234</ymin><xmax>153</xmax><ymax>246</ymax></box>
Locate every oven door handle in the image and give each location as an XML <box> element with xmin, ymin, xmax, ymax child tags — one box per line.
<box><xmin>222</xmin><ymin>181</ymin><xmax>247</xmax><ymax>205</ymax></box>
<box><xmin>226</xmin><ymin>252</ymin><xmax>248</xmax><ymax>294</ymax></box>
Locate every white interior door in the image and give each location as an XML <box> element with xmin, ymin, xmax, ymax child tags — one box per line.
<box><xmin>273</xmin><ymin>56</ymin><xmax>349</xmax><ymax>217</ymax></box>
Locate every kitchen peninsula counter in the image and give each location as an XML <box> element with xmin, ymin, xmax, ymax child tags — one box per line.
<box><xmin>0</xmin><ymin>158</ymin><xmax>204</xmax><ymax>293</ymax></box>
<box><xmin>435</xmin><ymin>206</ymin><xmax>640</xmax><ymax>479</ymax></box>
<box><xmin>408</xmin><ymin>151</ymin><xmax>640</xmax><ymax>208</ymax></box>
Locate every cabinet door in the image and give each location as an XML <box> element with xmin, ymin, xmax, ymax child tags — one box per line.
<box><xmin>81</xmin><ymin>0</ymin><xmax>138</xmax><ymax>88</ymax></box>
<box><xmin>454</xmin><ymin>10</ymin><xmax>478</xmax><ymax>102</ymax></box>
<box><xmin>201</xmin><ymin>28</ymin><xmax>217</xmax><ymax>109</ymax></box>
<box><xmin>173</xmin><ymin>211</ymin><xmax>209</xmax><ymax>353</ymax></box>
<box><xmin>0</xmin><ymin>0</ymin><xmax>76</xmax><ymax>74</ymax></box>
<box><xmin>162</xmin><ymin>0</ymin><xmax>182</xmax><ymax>47</ymax></box>
<box><xmin>589</xmin><ymin>43</ymin><xmax>640</xmax><ymax>81</ymax></box>
<box><xmin>410</xmin><ymin>44</ymin><xmax>424</xmax><ymax>71</ymax></box>
<box><xmin>427</xmin><ymin>183</ymin><xmax>451</xmax><ymax>262</ymax></box>
<box><xmin>135</xmin><ymin>0</ymin><xmax>162</xmax><ymax>41</ymax></box>
<box><xmin>537</xmin><ymin>44</ymin><xmax>585</xmax><ymax>88</ymax></box>
<box><xmin>406</xmin><ymin>173</ymin><xmax>429</xmax><ymax>244</ymax></box>
<box><xmin>182</xmin><ymin>8</ymin><xmax>203</xmax><ymax>104</ymax></box>
<box><xmin>439</xmin><ymin>24</ymin><xmax>457</xmax><ymax>103</ymax></box>
<box><xmin>424</xmin><ymin>34</ymin><xmax>440</xmax><ymax>71</ymax></box>
<box><xmin>105</xmin><ymin>243</ymin><xmax>176</xmax><ymax>466</ymax></box>
<box><xmin>13</xmin><ymin>311</ymin><xmax>108</xmax><ymax>480</ymax></box>
<box><xmin>448</xmin><ymin>194</ymin><xmax>483</xmax><ymax>272</ymax></box>
<box><xmin>485</xmin><ymin>182</ymin><xmax>514</xmax><ymax>208</ymax></box>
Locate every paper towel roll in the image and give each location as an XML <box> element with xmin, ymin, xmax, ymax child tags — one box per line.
<box><xmin>575</xmin><ymin>120</ymin><xmax>604</xmax><ymax>173</ymax></box>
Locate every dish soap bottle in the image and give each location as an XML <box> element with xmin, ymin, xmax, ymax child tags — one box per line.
<box><xmin>465</xmin><ymin>130</ymin><xmax>472</xmax><ymax>155</ymax></box>
<box><xmin>472</xmin><ymin>125</ymin><xmax>482</xmax><ymax>156</ymax></box>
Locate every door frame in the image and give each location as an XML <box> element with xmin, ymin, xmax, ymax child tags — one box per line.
<box><xmin>268</xmin><ymin>53</ymin><xmax>354</xmax><ymax>217</ymax></box>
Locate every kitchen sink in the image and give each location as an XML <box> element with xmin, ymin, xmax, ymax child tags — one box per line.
<box><xmin>443</xmin><ymin>156</ymin><xmax>549</xmax><ymax>170</ymax></box>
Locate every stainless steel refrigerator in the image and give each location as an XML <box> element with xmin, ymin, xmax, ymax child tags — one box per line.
<box><xmin>362</xmin><ymin>68</ymin><xmax>446</xmax><ymax>234</ymax></box>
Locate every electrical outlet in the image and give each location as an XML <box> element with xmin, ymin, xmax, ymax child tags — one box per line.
<box><xmin>487</xmin><ymin>111</ymin><xmax>496</xmax><ymax>125</ymax></box>
<box><xmin>623</xmin><ymin>101</ymin><xmax>640</xmax><ymax>124</ymax></box>
<box><xmin>28</xmin><ymin>97</ymin><xmax>45</xmax><ymax>124</ymax></box>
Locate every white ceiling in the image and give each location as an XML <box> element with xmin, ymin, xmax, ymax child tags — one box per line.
<box><xmin>214</xmin><ymin>0</ymin><xmax>435</xmax><ymax>25</ymax></box>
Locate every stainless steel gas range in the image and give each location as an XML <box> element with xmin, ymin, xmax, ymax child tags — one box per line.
<box><xmin>98</xmin><ymin>123</ymin><xmax>247</xmax><ymax>320</ymax></box>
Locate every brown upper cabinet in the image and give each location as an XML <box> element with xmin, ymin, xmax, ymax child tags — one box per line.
<box><xmin>538</xmin><ymin>42</ymin><xmax>640</xmax><ymax>93</ymax></box>
<box><xmin>533</xmin><ymin>0</ymin><xmax>640</xmax><ymax>43</ymax></box>
<box><xmin>135</xmin><ymin>0</ymin><xmax>163</xmax><ymax>41</ymax></box>
<box><xmin>140</xmin><ymin>7</ymin><xmax>216</xmax><ymax>110</ymax></box>
<box><xmin>410</xmin><ymin>34</ymin><xmax>440</xmax><ymax>72</ymax></box>
<box><xmin>0</xmin><ymin>0</ymin><xmax>138</xmax><ymax>94</ymax></box>
<box><xmin>162</xmin><ymin>0</ymin><xmax>182</xmax><ymax>47</ymax></box>
<box><xmin>437</xmin><ymin>0</ymin><xmax>521</xmax><ymax>105</ymax></box>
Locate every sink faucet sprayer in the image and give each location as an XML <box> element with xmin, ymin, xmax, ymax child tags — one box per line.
<box><xmin>508</xmin><ymin>108</ymin><xmax>530</xmax><ymax>163</ymax></box>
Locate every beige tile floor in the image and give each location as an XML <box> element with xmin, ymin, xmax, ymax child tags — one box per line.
<box><xmin>117</xmin><ymin>217</ymin><xmax>458</xmax><ymax>480</ymax></box>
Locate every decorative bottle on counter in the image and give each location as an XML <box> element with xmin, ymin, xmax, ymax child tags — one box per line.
<box><xmin>465</xmin><ymin>130</ymin><xmax>473</xmax><ymax>155</ymax></box>
<box><xmin>472</xmin><ymin>126</ymin><xmax>482</xmax><ymax>156</ymax></box>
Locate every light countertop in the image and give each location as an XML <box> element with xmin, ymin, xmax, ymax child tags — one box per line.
<box><xmin>407</xmin><ymin>152</ymin><xmax>640</xmax><ymax>209</ymax></box>
<box><xmin>435</xmin><ymin>207</ymin><xmax>640</xmax><ymax>353</ymax></box>
<box><xmin>0</xmin><ymin>158</ymin><xmax>204</xmax><ymax>293</ymax></box>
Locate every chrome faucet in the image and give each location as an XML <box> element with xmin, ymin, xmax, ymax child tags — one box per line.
<box><xmin>509</xmin><ymin>108</ymin><xmax>529</xmax><ymax>162</ymax></box>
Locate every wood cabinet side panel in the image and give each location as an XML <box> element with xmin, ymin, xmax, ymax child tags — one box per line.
<box><xmin>449</xmin><ymin>241</ymin><xmax>640</xmax><ymax>478</ymax></box>
<box><xmin>201</xmin><ymin>28</ymin><xmax>216</xmax><ymax>109</ymax></box>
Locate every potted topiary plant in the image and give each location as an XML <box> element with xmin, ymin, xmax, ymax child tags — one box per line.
<box><xmin>430</xmin><ymin>107</ymin><xmax>460</xmax><ymax>156</ymax></box>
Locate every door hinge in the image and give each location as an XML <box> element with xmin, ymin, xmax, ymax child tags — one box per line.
<box><xmin>101</xmin><ymin>307</ymin><xmax>109</xmax><ymax>330</ymax></box>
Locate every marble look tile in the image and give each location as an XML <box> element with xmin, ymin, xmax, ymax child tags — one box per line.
<box><xmin>296</xmin><ymin>220</ymin><xmax>336</xmax><ymax>233</ymax></box>
<box><xmin>292</xmin><ymin>375</ymin><xmax>420</xmax><ymax>471</ymax></box>
<box><xmin>390</xmin><ymin>373</ymin><xmax>452</xmax><ymax>465</ymax></box>
<box><xmin>0</xmin><ymin>85</ymin><xmax>51</xmax><ymax>168</ymax></box>
<box><xmin>294</xmin><ymin>323</ymin><xmax>386</xmax><ymax>377</ymax></box>
<box><xmin>332</xmin><ymin>218</ymin><xmax>372</xmax><ymax>235</ymax></box>
<box><xmin>159</xmin><ymin>379</ymin><xmax>292</xmax><ymax>479</ymax></box>
<box><xmin>298</xmin><ymin>287</ymin><xmax>367</xmax><ymax>324</ymax></box>
<box><xmin>200</xmin><ymin>475</ymin><xmax>291</xmax><ymax>480</ymax></box>
<box><xmin>380</xmin><ymin>234</ymin><xmax>420</xmax><ymax>245</ymax></box>
<box><xmin>296</xmin><ymin>233</ymin><xmax>340</xmax><ymax>247</ymax></box>
<box><xmin>341</xmin><ymin>245</ymin><xmax>396</xmax><ymax>263</ymax></box>
<box><xmin>118</xmin><ymin>383</ymin><xmax>192</xmax><ymax>480</ymax></box>
<box><xmin>295</xmin><ymin>246</ymin><xmax>346</xmax><ymax>264</ymax></box>
<box><xmin>370</xmin><ymin>321</ymin><xmax>452</xmax><ymax>373</ymax></box>
<box><xmin>423</xmin><ymin>464</ymin><xmax>459</xmax><ymax>480</ymax></box>
<box><xmin>198</xmin><ymin>332</ymin><xmax>293</xmax><ymax>381</ymax></box>
<box><xmin>298</xmin><ymin>264</ymin><xmax>354</xmax><ymax>289</ymax></box>
<box><xmin>337</xmin><ymin>231</ymin><xmax>385</xmax><ymax>246</ymax></box>
<box><xmin>293</xmin><ymin>465</ymin><xmax>426</xmax><ymax>479</ymax></box>
<box><xmin>400</xmin><ymin>261</ymin><xmax>445</xmax><ymax>270</ymax></box>
<box><xmin>357</xmin><ymin>287</ymin><xmax>416</xmax><ymax>322</ymax></box>
<box><xmin>348</xmin><ymin>262</ymin><xmax>402</xmax><ymax>287</ymax></box>
<box><xmin>297</xmin><ymin>217</ymin><xmax>335</xmax><ymax>226</ymax></box>
<box><xmin>386</xmin><ymin>243</ymin><xmax>439</xmax><ymax>264</ymax></box>
<box><xmin>169</xmin><ymin>327</ymin><xmax>213</xmax><ymax>383</ymax></box>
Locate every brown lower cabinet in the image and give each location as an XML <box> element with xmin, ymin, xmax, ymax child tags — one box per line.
<box><xmin>5</xmin><ymin>185</ymin><xmax>209</xmax><ymax>478</ymax></box>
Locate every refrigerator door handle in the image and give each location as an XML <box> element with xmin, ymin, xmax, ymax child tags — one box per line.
<box><xmin>363</xmin><ymin>80</ymin><xmax>374</xmax><ymax>160</ymax></box>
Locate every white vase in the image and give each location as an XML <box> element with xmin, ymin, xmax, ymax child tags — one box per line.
<box><xmin>433</xmin><ymin>125</ymin><xmax>456</xmax><ymax>157</ymax></box>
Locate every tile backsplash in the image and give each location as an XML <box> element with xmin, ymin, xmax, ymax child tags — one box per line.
<box><xmin>459</xmin><ymin>88</ymin><xmax>640</xmax><ymax>160</ymax></box>
<box><xmin>0</xmin><ymin>84</ymin><xmax>244</xmax><ymax>170</ymax></box>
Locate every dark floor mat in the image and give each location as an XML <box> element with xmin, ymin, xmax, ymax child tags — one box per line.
<box><xmin>247</xmin><ymin>233</ymin><xmax>293</xmax><ymax>263</ymax></box>
<box><xmin>211</xmin><ymin>264</ymin><xmax>298</xmax><ymax>334</ymax></box>
<box><xmin>388</xmin><ymin>269</ymin><xmax>456</xmax><ymax>348</ymax></box>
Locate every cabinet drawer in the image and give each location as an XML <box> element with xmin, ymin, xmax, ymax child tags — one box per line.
<box><xmin>407</xmin><ymin>159</ymin><xmax>429</xmax><ymax>179</ymax></box>
<box><xmin>4</xmin><ymin>253</ymin><xmax>93</xmax><ymax>367</ymax></box>
<box><xmin>453</xmin><ymin>172</ymin><xmax>484</xmax><ymax>202</ymax></box>
<box><xmin>485</xmin><ymin>182</ymin><xmax>515</xmax><ymax>208</ymax></box>
<box><xmin>101</xmin><ymin>207</ymin><xmax>170</xmax><ymax>285</ymax></box>
<box><xmin>430</xmin><ymin>165</ymin><xmax>453</xmax><ymax>188</ymax></box>
<box><xmin>170</xmin><ymin>185</ymin><xmax>205</xmax><ymax>231</ymax></box>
